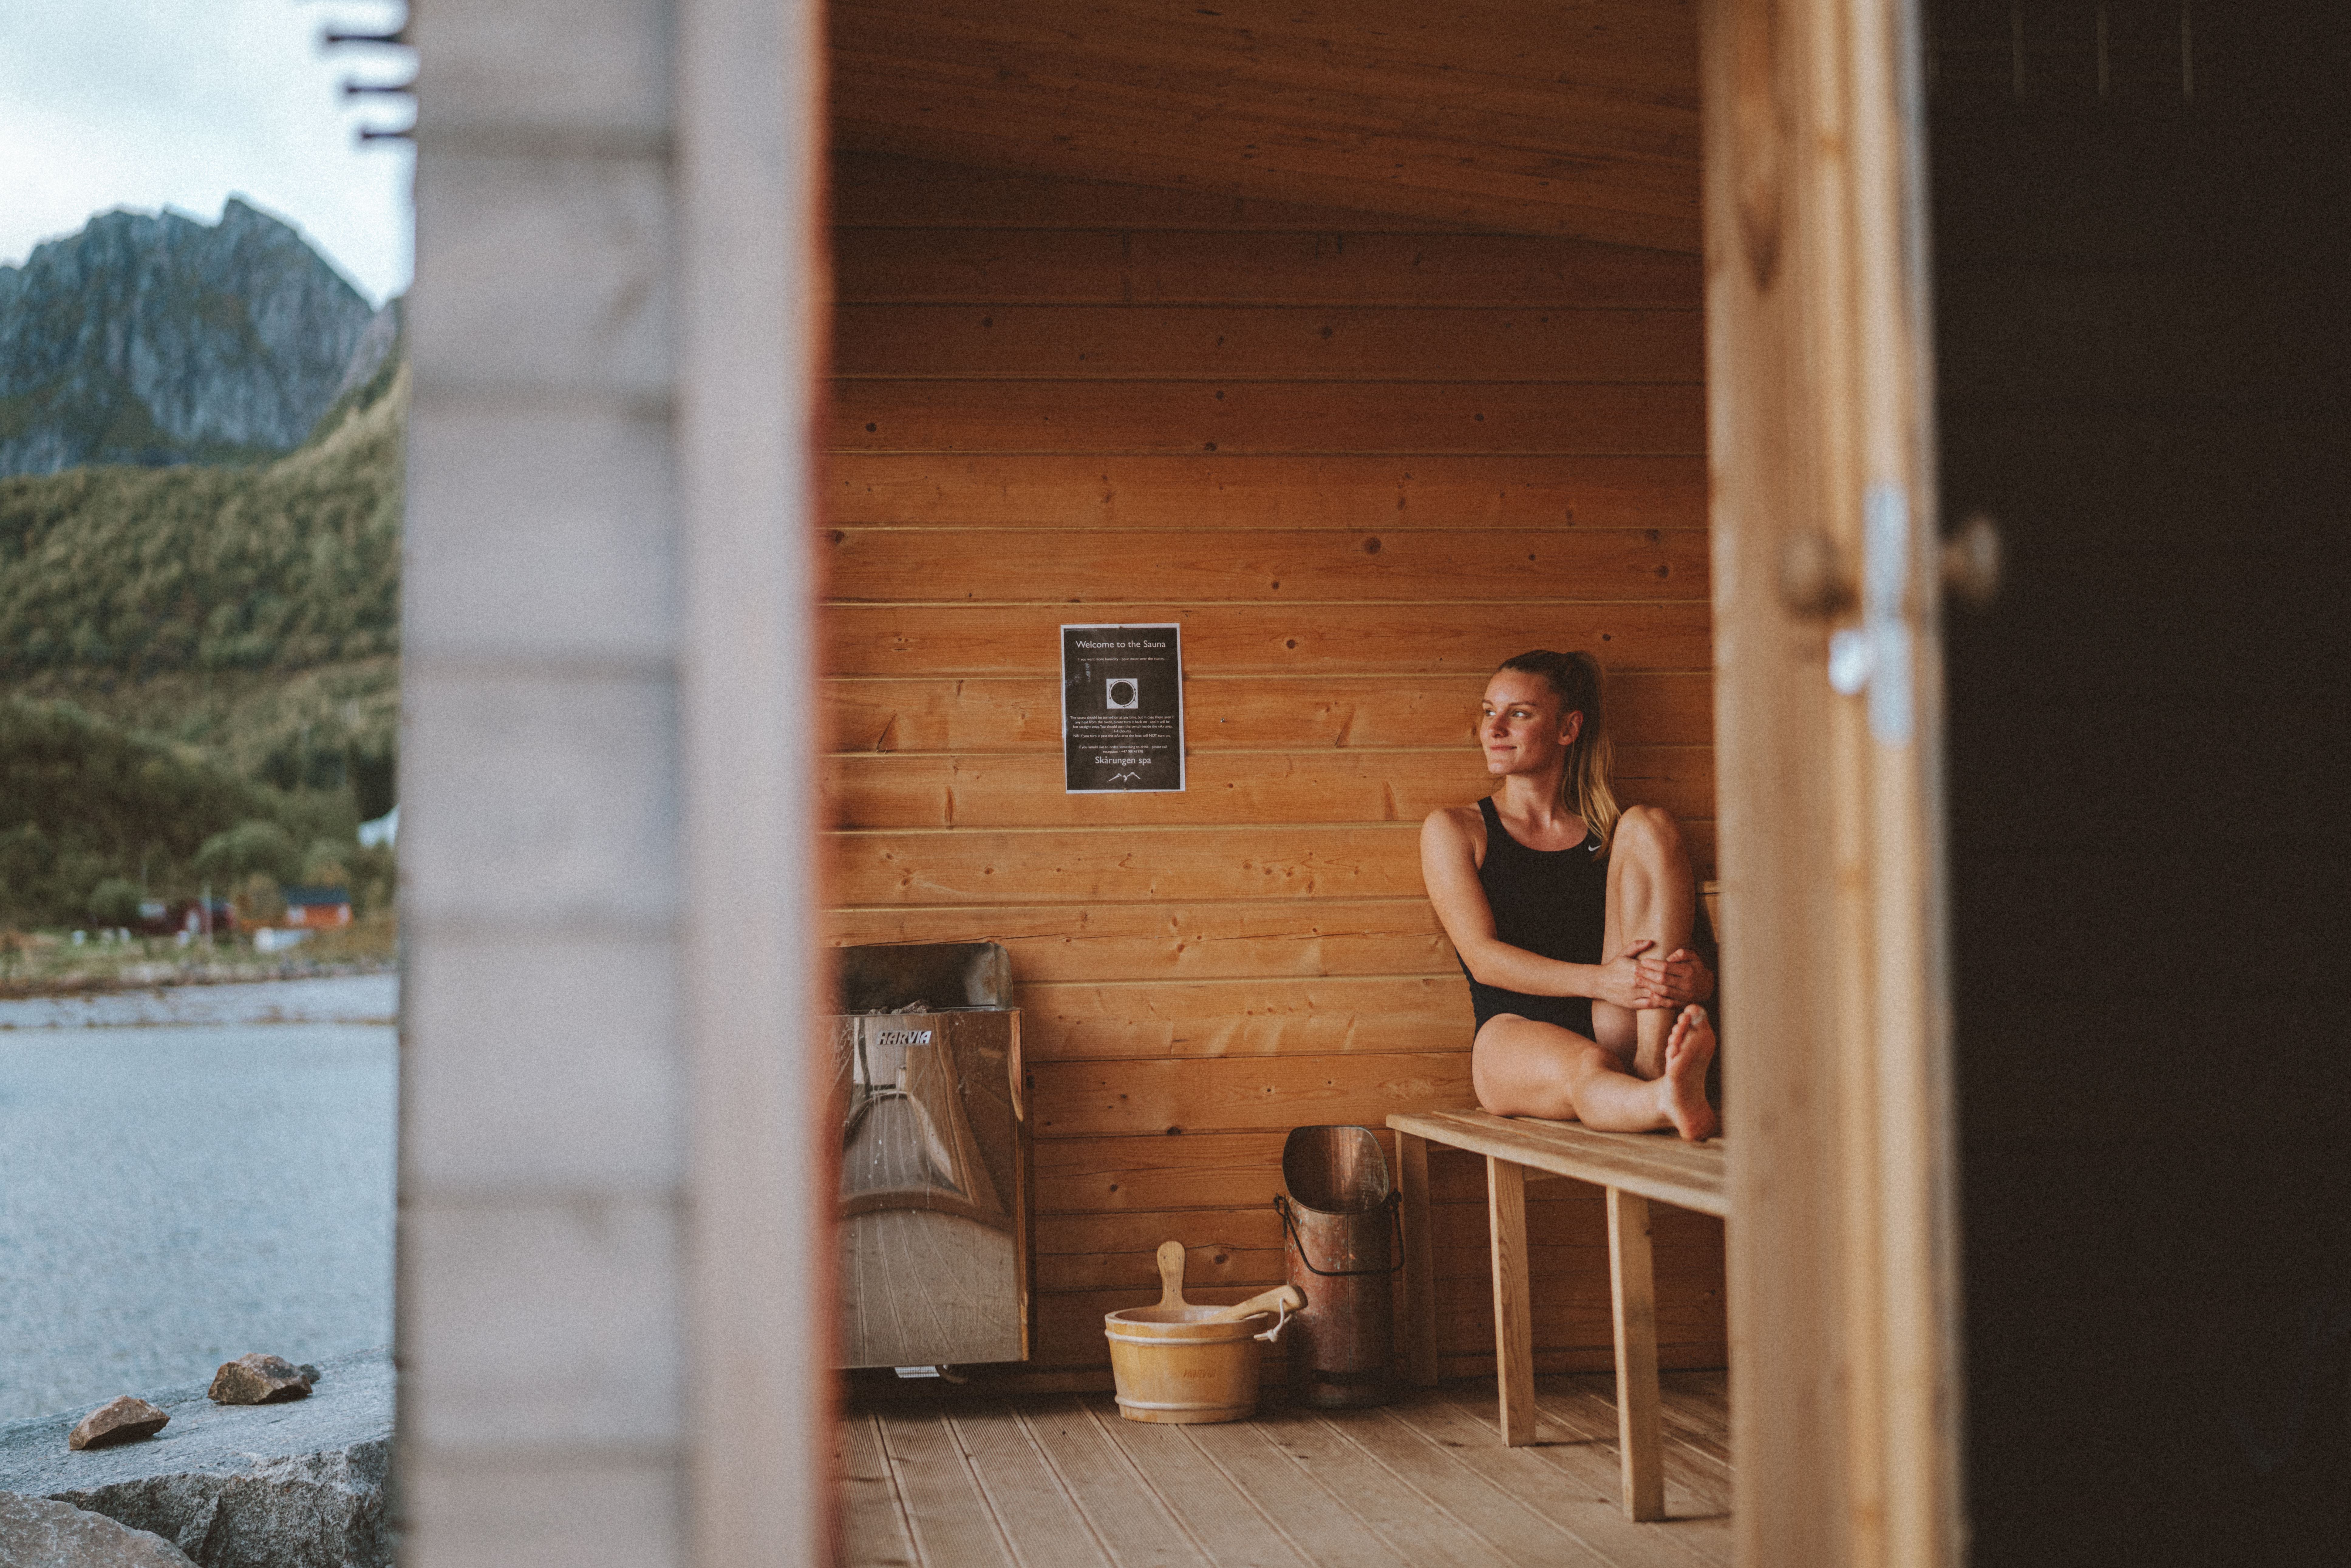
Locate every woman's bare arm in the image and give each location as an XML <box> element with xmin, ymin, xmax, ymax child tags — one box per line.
<box><xmin>1419</xmin><ymin>807</ymin><xmax>1672</xmax><ymax>1011</ymax></box>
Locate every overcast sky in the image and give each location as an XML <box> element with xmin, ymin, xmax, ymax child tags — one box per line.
<box><xmin>0</xmin><ymin>0</ymin><xmax>414</xmax><ymax>305</ymax></box>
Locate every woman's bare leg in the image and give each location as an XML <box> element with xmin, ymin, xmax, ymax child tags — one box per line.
<box><xmin>1473</xmin><ymin>1009</ymin><xmax>1717</xmax><ymax>1141</ymax></box>
<box><xmin>1591</xmin><ymin>805</ymin><xmax>1699</xmax><ymax>1079</ymax></box>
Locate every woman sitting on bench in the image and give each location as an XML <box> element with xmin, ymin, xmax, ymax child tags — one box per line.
<box><xmin>1420</xmin><ymin>650</ymin><xmax>1719</xmax><ymax>1141</ymax></box>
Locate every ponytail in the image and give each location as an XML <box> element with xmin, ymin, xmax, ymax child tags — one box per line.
<box><xmin>1495</xmin><ymin>649</ymin><xmax>1623</xmax><ymax>852</ymax></box>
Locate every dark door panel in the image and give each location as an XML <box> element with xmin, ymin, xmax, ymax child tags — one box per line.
<box><xmin>1932</xmin><ymin>4</ymin><xmax>2351</xmax><ymax>1563</ymax></box>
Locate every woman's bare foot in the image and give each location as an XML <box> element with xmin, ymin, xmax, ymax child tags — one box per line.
<box><xmin>1660</xmin><ymin>1005</ymin><xmax>1719</xmax><ymax>1141</ymax></box>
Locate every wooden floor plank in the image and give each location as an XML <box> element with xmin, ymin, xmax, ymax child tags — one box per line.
<box><xmin>1245</xmin><ymin>1404</ymin><xmax>1514</xmax><ymax>1568</ymax></box>
<box><xmin>843</xmin><ymin>1409</ymin><xmax>924</xmax><ymax>1568</ymax></box>
<box><xmin>1655</xmin><ymin>1374</ymin><xmax>1734</xmax><ymax>1464</ymax></box>
<box><xmin>1667</xmin><ymin>1369</ymin><xmax>1729</xmax><ymax>1405</ymax></box>
<box><xmin>952</xmin><ymin>1404</ymin><xmax>1115</xmax><ymax>1568</ymax></box>
<box><xmin>850</xmin><ymin>1377</ymin><xmax>1731</xmax><ymax>1568</ymax></box>
<box><xmin>1552</xmin><ymin>1373</ymin><xmax>1733</xmax><ymax>1500</ymax></box>
<box><xmin>1495</xmin><ymin>1380</ymin><xmax>1733</xmax><ymax>1520</ymax></box>
<box><xmin>1180</xmin><ymin>1417</ymin><xmax>1418</xmax><ymax>1568</ymax></box>
<box><xmin>1085</xmin><ymin>1399</ymin><xmax>1314</xmax><ymax>1568</ymax></box>
<box><xmin>1018</xmin><ymin>1398</ymin><xmax>1213</xmax><ymax>1568</ymax></box>
<box><xmin>1320</xmin><ymin>1404</ymin><xmax>1620</xmax><ymax>1568</ymax></box>
<box><xmin>1401</xmin><ymin>1394</ymin><xmax>1727</xmax><ymax>1568</ymax></box>
<box><xmin>879</xmin><ymin>1409</ymin><xmax>1022</xmax><ymax>1568</ymax></box>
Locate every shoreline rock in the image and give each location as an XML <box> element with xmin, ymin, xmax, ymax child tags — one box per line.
<box><xmin>52</xmin><ymin>1441</ymin><xmax>387</xmax><ymax>1568</ymax></box>
<box><xmin>206</xmin><ymin>1357</ymin><xmax>312</xmax><ymax>1407</ymax></box>
<box><xmin>0</xmin><ymin>1349</ymin><xmax>391</xmax><ymax>1568</ymax></box>
<box><xmin>70</xmin><ymin>1397</ymin><xmax>171</xmax><ymax>1451</ymax></box>
<box><xmin>0</xmin><ymin>1490</ymin><xmax>196</xmax><ymax>1566</ymax></box>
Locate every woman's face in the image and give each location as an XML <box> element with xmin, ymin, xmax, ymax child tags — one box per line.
<box><xmin>1479</xmin><ymin>671</ymin><xmax>1583</xmax><ymax>778</ymax></box>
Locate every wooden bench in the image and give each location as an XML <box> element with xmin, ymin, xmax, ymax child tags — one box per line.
<box><xmin>1386</xmin><ymin>1109</ymin><xmax>1729</xmax><ymax>1521</ymax></box>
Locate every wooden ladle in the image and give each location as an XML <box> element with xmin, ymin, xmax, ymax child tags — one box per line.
<box><xmin>1153</xmin><ymin>1240</ymin><xmax>1306</xmax><ymax>1322</ymax></box>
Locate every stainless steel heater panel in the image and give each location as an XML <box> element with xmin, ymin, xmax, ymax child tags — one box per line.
<box><xmin>834</xmin><ymin>1006</ymin><xmax>1028</xmax><ymax>1369</ymax></box>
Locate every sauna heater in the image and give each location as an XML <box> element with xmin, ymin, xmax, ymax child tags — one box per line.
<box><xmin>833</xmin><ymin>941</ymin><xmax>1029</xmax><ymax>1369</ymax></box>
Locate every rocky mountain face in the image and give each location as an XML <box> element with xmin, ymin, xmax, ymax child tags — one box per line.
<box><xmin>0</xmin><ymin>200</ymin><xmax>379</xmax><ymax>477</ymax></box>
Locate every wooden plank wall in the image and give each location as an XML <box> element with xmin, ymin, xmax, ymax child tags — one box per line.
<box><xmin>824</xmin><ymin>152</ymin><xmax>1723</xmax><ymax>1380</ymax></box>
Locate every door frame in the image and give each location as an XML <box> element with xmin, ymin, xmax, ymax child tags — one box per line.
<box><xmin>1699</xmin><ymin>2</ymin><xmax>1966</xmax><ymax>1564</ymax></box>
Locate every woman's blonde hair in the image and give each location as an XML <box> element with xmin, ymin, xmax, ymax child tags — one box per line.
<box><xmin>1496</xmin><ymin>649</ymin><xmax>1622</xmax><ymax>852</ymax></box>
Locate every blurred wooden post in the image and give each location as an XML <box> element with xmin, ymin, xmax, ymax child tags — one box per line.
<box><xmin>1699</xmin><ymin>1</ymin><xmax>1964</xmax><ymax>1565</ymax></box>
<box><xmin>678</xmin><ymin>0</ymin><xmax>834</xmax><ymax>1562</ymax></box>
<box><xmin>401</xmin><ymin>0</ymin><xmax>833</xmax><ymax>1563</ymax></box>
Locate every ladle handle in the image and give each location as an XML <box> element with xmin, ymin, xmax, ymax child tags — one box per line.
<box><xmin>1156</xmin><ymin>1240</ymin><xmax>1187</xmax><ymax>1308</ymax></box>
<box><xmin>1199</xmin><ymin>1284</ymin><xmax>1306</xmax><ymax>1324</ymax></box>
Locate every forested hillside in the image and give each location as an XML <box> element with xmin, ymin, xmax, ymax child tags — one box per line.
<box><xmin>0</xmin><ymin>697</ymin><xmax>389</xmax><ymax>929</ymax></box>
<box><xmin>0</xmin><ymin>355</ymin><xmax>403</xmax><ymax>927</ymax></box>
<box><xmin>0</xmin><ymin>360</ymin><xmax>401</xmax><ymax>679</ymax></box>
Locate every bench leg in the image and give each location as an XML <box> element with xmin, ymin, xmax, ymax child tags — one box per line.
<box><xmin>1487</xmin><ymin>1156</ymin><xmax>1537</xmax><ymax>1444</ymax></box>
<box><xmin>1607</xmin><ymin>1186</ymin><xmax>1666</xmax><ymax>1520</ymax></box>
<box><xmin>1397</xmin><ymin>1132</ymin><xmax>1439</xmax><ymax>1387</ymax></box>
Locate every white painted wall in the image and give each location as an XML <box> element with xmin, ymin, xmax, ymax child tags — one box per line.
<box><xmin>400</xmin><ymin>2</ymin><xmax>830</xmax><ymax>1562</ymax></box>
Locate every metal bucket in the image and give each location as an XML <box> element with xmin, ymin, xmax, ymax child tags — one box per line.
<box><xmin>1276</xmin><ymin>1125</ymin><xmax>1399</xmax><ymax>1408</ymax></box>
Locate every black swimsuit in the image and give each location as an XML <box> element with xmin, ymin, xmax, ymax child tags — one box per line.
<box><xmin>1460</xmin><ymin>795</ymin><xmax>1608</xmax><ymax>1038</ymax></box>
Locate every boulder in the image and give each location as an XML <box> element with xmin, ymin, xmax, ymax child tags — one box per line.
<box><xmin>0</xmin><ymin>1490</ymin><xmax>196</xmax><ymax>1566</ymax></box>
<box><xmin>205</xmin><ymin>1357</ymin><xmax>312</xmax><ymax>1407</ymax></box>
<box><xmin>0</xmin><ymin>1349</ymin><xmax>391</xmax><ymax>1568</ymax></box>
<box><xmin>70</xmin><ymin>1397</ymin><xmax>171</xmax><ymax>1452</ymax></box>
<box><xmin>54</xmin><ymin>1443</ymin><xmax>388</xmax><ymax>1568</ymax></box>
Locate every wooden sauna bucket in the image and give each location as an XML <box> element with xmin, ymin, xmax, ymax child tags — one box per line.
<box><xmin>1105</xmin><ymin>1242</ymin><xmax>1302</xmax><ymax>1424</ymax></box>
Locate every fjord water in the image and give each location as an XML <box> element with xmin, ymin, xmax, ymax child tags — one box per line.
<box><xmin>0</xmin><ymin>975</ymin><xmax>396</xmax><ymax>1421</ymax></box>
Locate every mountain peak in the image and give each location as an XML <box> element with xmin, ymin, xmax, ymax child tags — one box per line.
<box><xmin>0</xmin><ymin>201</ymin><xmax>376</xmax><ymax>477</ymax></box>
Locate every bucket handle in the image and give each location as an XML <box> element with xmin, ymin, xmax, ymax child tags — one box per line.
<box><xmin>1274</xmin><ymin>1192</ymin><xmax>1404</xmax><ymax>1277</ymax></box>
<box><xmin>1253</xmin><ymin>1296</ymin><xmax>1293</xmax><ymax>1343</ymax></box>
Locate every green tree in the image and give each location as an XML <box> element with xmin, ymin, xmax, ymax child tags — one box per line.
<box><xmin>0</xmin><ymin>698</ymin><xmax>295</xmax><ymax>926</ymax></box>
<box><xmin>195</xmin><ymin>820</ymin><xmax>302</xmax><ymax>886</ymax></box>
<box><xmin>86</xmin><ymin>876</ymin><xmax>141</xmax><ymax>927</ymax></box>
<box><xmin>301</xmin><ymin>841</ymin><xmax>351</xmax><ymax>889</ymax></box>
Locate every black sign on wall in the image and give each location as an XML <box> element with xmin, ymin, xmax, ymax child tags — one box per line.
<box><xmin>1061</xmin><ymin>624</ymin><xmax>1185</xmax><ymax>793</ymax></box>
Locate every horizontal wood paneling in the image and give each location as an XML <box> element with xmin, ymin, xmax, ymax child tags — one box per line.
<box><xmin>827</xmin><ymin>157</ymin><xmax>1720</xmax><ymax>1376</ymax></box>
<box><xmin>1033</xmin><ymin>1128</ymin><xmax>1333</xmax><ymax>1214</ymax></box>
<box><xmin>826</xmin><ymin>527</ymin><xmax>1707</xmax><ymax>604</ymax></box>
<box><xmin>835</xmin><ymin>822</ymin><xmax>1717</xmax><ymax>905</ymax></box>
<box><xmin>826</xmin><ymin>603</ymin><xmax>1716</xmax><ymax>676</ymax></box>
<box><xmin>1028</xmin><ymin>1202</ymin><xmax>1726</xmax><ymax>1295</ymax></box>
<box><xmin>829</xmin><ymin>900</ymin><xmax>1454</xmax><ymax>983</ymax></box>
<box><xmin>835</xmin><ymin>230</ymin><xmax>1703</xmax><ymax>307</ymax></box>
<box><xmin>829</xmin><ymin>454</ymin><xmax>1707</xmax><ymax>529</ymax></box>
<box><xmin>827</xmin><ymin>671</ymin><xmax>1715</xmax><ymax>753</ymax></box>
<box><xmin>835</xmin><ymin>824</ymin><xmax>1434</xmax><ymax>905</ymax></box>
<box><xmin>829</xmin><ymin>748</ymin><xmax>1715</xmax><ymax>829</ymax></box>
<box><xmin>1017</xmin><ymin>975</ymin><xmax>1472</xmax><ymax>1060</ymax></box>
<box><xmin>830</xmin><ymin>122</ymin><xmax>1698</xmax><ymax>257</ymax></box>
<box><xmin>1030</xmin><ymin>1132</ymin><xmax>1716</xmax><ymax>1215</ymax></box>
<box><xmin>834</xmin><ymin>380</ymin><xmax>1706</xmax><ymax>455</ymax></box>
<box><xmin>830</xmin><ymin>0</ymin><xmax>1702</xmax><ymax>252</ymax></box>
<box><xmin>1033</xmin><ymin>1211</ymin><xmax>1284</xmax><ymax>1293</ymax></box>
<box><xmin>836</xmin><ymin>0</ymin><xmax>1702</xmax><ymax>121</ymax></box>
<box><xmin>1028</xmin><ymin>1052</ymin><xmax>1474</xmax><ymax>1137</ymax></box>
<box><xmin>1030</xmin><ymin>1281</ymin><xmax>1723</xmax><ymax>1368</ymax></box>
<box><xmin>836</xmin><ymin>305</ymin><xmax>1704</xmax><ymax>382</ymax></box>
<box><xmin>832</xmin><ymin>151</ymin><xmax>1488</xmax><ymax>232</ymax></box>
